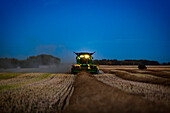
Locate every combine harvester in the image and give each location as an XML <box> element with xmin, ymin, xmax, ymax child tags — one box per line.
<box><xmin>71</xmin><ymin>52</ymin><xmax>99</xmax><ymax>74</ymax></box>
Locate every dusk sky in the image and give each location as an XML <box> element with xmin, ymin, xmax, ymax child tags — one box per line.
<box><xmin>0</xmin><ymin>0</ymin><xmax>170</xmax><ymax>63</ymax></box>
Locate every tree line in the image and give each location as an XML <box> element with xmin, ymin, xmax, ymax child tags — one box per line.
<box><xmin>0</xmin><ymin>54</ymin><xmax>60</xmax><ymax>69</ymax></box>
<box><xmin>92</xmin><ymin>59</ymin><xmax>164</xmax><ymax>65</ymax></box>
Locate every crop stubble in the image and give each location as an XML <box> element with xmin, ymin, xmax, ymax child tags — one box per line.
<box><xmin>0</xmin><ymin>73</ymin><xmax>75</xmax><ymax>113</ymax></box>
<box><xmin>0</xmin><ymin>65</ymin><xmax>170</xmax><ymax>113</ymax></box>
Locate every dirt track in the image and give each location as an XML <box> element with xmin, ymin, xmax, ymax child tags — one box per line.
<box><xmin>63</xmin><ymin>72</ymin><xmax>169</xmax><ymax>113</ymax></box>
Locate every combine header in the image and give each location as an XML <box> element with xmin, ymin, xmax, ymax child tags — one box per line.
<box><xmin>71</xmin><ymin>52</ymin><xmax>99</xmax><ymax>74</ymax></box>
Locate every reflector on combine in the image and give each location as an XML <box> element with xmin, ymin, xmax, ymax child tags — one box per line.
<box><xmin>71</xmin><ymin>52</ymin><xmax>99</xmax><ymax>74</ymax></box>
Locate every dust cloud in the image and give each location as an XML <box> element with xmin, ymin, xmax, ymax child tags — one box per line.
<box><xmin>0</xmin><ymin>64</ymin><xmax>72</xmax><ymax>73</ymax></box>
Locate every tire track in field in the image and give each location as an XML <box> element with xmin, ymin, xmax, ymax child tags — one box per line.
<box><xmin>63</xmin><ymin>72</ymin><xmax>169</xmax><ymax>113</ymax></box>
<box><xmin>101</xmin><ymin>69</ymin><xmax>170</xmax><ymax>86</ymax></box>
<box><xmin>117</xmin><ymin>69</ymin><xmax>170</xmax><ymax>79</ymax></box>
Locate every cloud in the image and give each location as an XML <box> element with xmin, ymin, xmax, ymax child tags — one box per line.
<box><xmin>34</xmin><ymin>44</ymin><xmax>75</xmax><ymax>63</ymax></box>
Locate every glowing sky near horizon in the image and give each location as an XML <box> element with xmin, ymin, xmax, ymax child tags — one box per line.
<box><xmin>0</xmin><ymin>0</ymin><xmax>170</xmax><ymax>63</ymax></box>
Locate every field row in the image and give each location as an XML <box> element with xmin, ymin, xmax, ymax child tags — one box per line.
<box><xmin>0</xmin><ymin>73</ymin><xmax>75</xmax><ymax>113</ymax></box>
<box><xmin>94</xmin><ymin>68</ymin><xmax>170</xmax><ymax>106</ymax></box>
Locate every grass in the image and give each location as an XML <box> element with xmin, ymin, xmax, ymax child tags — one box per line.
<box><xmin>0</xmin><ymin>73</ymin><xmax>53</xmax><ymax>91</ymax></box>
<box><xmin>0</xmin><ymin>85</ymin><xmax>14</xmax><ymax>90</ymax></box>
<box><xmin>34</xmin><ymin>73</ymin><xmax>52</xmax><ymax>80</ymax></box>
<box><xmin>0</xmin><ymin>73</ymin><xmax>21</xmax><ymax>80</ymax></box>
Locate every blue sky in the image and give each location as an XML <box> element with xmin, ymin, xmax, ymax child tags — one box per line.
<box><xmin>0</xmin><ymin>0</ymin><xmax>170</xmax><ymax>63</ymax></box>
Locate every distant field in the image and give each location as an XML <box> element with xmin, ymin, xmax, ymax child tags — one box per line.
<box><xmin>0</xmin><ymin>65</ymin><xmax>170</xmax><ymax>113</ymax></box>
<box><xmin>100</xmin><ymin>65</ymin><xmax>170</xmax><ymax>70</ymax></box>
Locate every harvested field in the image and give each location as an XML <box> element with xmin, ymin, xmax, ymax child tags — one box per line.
<box><xmin>121</xmin><ymin>69</ymin><xmax>170</xmax><ymax>79</ymax></box>
<box><xmin>101</xmin><ymin>69</ymin><xmax>170</xmax><ymax>86</ymax></box>
<box><xmin>97</xmin><ymin>65</ymin><xmax>170</xmax><ymax>110</ymax></box>
<box><xmin>100</xmin><ymin>65</ymin><xmax>170</xmax><ymax>70</ymax></box>
<box><xmin>0</xmin><ymin>65</ymin><xmax>170</xmax><ymax>113</ymax></box>
<box><xmin>0</xmin><ymin>73</ymin><xmax>75</xmax><ymax>113</ymax></box>
<box><xmin>94</xmin><ymin>74</ymin><xmax>170</xmax><ymax>106</ymax></box>
<box><xmin>64</xmin><ymin>72</ymin><xmax>169</xmax><ymax>113</ymax></box>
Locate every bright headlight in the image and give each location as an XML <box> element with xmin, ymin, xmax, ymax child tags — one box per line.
<box><xmin>85</xmin><ymin>55</ymin><xmax>90</xmax><ymax>58</ymax></box>
<box><xmin>80</xmin><ymin>55</ymin><xmax>84</xmax><ymax>58</ymax></box>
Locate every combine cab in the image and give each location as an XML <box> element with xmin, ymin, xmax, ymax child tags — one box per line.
<box><xmin>71</xmin><ymin>52</ymin><xmax>99</xmax><ymax>74</ymax></box>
